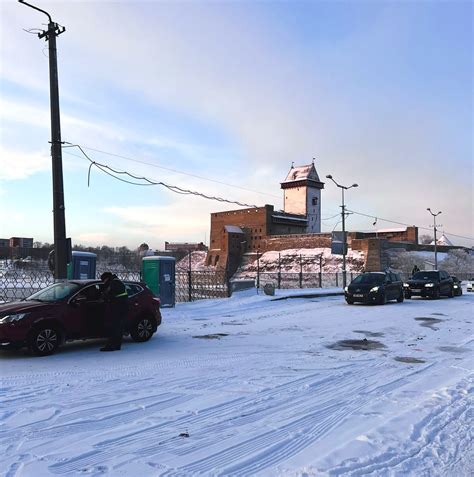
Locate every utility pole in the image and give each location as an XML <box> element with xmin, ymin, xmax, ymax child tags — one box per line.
<box><xmin>326</xmin><ymin>174</ymin><xmax>358</xmax><ymax>288</ymax></box>
<box><xmin>427</xmin><ymin>208</ymin><xmax>442</xmax><ymax>269</ymax></box>
<box><xmin>19</xmin><ymin>1</ymin><xmax>68</xmax><ymax>280</ymax></box>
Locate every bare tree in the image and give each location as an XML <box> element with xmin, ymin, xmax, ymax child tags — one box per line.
<box><xmin>419</xmin><ymin>234</ymin><xmax>432</xmax><ymax>245</ymax></box>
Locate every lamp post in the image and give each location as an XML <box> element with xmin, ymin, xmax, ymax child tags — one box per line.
<box><xmin>427</xmin><ymin>208</ymin><xmax>442</xmax><ymax>269</ymax></box>
<box><xmin>326</xmin><ymin>175</ymin><xmax>358</xmax><ymax>288</ymax></box>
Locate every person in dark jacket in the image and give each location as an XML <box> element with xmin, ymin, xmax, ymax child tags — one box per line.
<box><xmin>412</xmin><ymin>265</ymin><xmax>420</xmax><ymax>276</ymax></box>
<box><xmin>100</xmin><ymin>272</ymin><xmax>128</xmax><ymax>351</ymax></box>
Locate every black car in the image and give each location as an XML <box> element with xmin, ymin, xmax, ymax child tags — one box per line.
<box><xmin>451</xmin><ymin>276</ymin><xmax>463</xmax><ymax>296</ymax></box>
<box><xmin>404</xmin><ymin>270</ymin><xmax>454</xmax><ymax>299</ymax></box>
<box><xmin>345</xmin><ymin>272</ymin><xmax>404</xmax><ymax>305</ymax></box>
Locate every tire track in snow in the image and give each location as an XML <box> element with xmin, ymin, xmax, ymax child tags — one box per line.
<box><xmin>46</xmin><ymin>370</ymin><xmax>351</xmax><ymax>474</ymax></box>
<box><xmin>323</xmin><ymin>378</ymin><xmax>473</xmax><ymax>476</ymax></box>
<box><xmin>158</xmin><ymin>363</ymin><xmax>442</xmax><ymax>476</ymax></box>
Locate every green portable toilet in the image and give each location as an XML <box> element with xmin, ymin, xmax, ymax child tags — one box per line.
<box><xmin>142</xmin><ymin>256</ymin><xmax>176</xmax><ymax>307</ymax></box>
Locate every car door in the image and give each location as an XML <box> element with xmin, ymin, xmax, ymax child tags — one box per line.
<box><xmin>441</xmin><ymin>271</ymin><xmax>452</xmax><ymax>295</ymax></box>
<box><xmin>392</xmin><ymin>273</ymin><xmax>402</xmax><ymax>298</ymax></box>
<box><xmin>69</xmin><ymin>284</ymin><xmax>106</xmax><ymax>337</ymax></box>
<box><xmin>384</xmin><ymin>273</ymin><xmax>396</xmax><ymax>300</ymax></box>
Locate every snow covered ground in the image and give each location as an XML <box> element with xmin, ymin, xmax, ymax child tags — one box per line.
<box><xmin>1</xmin><ymin>289</ymin><xmax>473</xmax><ymax>476</ymax></box>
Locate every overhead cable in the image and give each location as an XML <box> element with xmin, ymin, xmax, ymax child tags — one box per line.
<box><xmin>63</xmin><ymin>143</ymin><xmax>260</xmax><ymax>209</ymax></box>
<box><xmin>67</xmin><ymin>143</ymin><xmax>281</xmax><ymax>200</ymax></box>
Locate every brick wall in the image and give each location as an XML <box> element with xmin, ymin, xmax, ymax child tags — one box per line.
<box><xmin>261</xmin><ymin>233</ymin><xmax>332</xmax><ymax>252</ymax></box>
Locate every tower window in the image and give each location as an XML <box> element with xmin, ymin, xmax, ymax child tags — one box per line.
<box><xmin>312</xmin><ymin>197</ymin><xmax>318</xmax><ymax>206</ymax></box>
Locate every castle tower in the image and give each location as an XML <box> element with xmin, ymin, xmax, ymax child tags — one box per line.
<box><xmin>280</xmin><ymin>161</ymin><xmax>325</xmax><ymax>233</ymax></box>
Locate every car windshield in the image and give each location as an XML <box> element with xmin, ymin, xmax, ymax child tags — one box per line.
<box><xmin>351</xmin><ymin>274</ymin><xmax>385</xmax><ymax>285</ymax></box>
<box><xmin>26</xmin><ymin>282</ymin><xmax>81</xmax><ymax>302</ymax></box>
<box><xmin>412</xmin><ymin>271</ymin><xmax>439</xmax><ymax>280</ymax></box>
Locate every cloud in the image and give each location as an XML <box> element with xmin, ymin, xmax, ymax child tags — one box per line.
<box><xmin>0</xmin><ymin>145</ymin><xmax>50</xmax><ymax>180</ymax></box>
<box><xmin>75</xmin><ymin>232</ymin><xmax>111</xmax><ymax>245</ymax></box>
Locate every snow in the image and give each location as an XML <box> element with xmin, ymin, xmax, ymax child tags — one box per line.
<box><xmin>235</xmin><ymin>247</ymin><xmax>365</xmax><ymax>276</ymax></box>
<box><xmin>224</xmin><ymin>225</ymin><xmax>244</xmax><ymax>234</ymax></box>
<box><xmin>1</xmin><ymin>290</ymin><xmax>473</xmax><ymax>476</ymax></box>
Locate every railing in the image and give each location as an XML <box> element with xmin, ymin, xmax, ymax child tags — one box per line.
<box><xmin>1</xmin><ymin>268</ymin><xmax>472</xmax><ymax>304</ymax></box>
<box><xmin>0</xmin><ymin>269</ymin><xmax>229</xmax><ymax>303</ymax></box>
<box><xmin>253</xmin><ymin>271</ymin><xmax>361</xmax><ymax>289</ymax></box>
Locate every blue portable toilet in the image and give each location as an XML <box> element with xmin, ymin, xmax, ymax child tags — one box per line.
<box><xmin>67</xmin><ymin>251</ymin><xmax>97</xmax><ymax>279</ymax></box>
<box><xmin>142</xmin><ymin>256</ymin><xmax>176</xmax><ymax>307</ymax></box>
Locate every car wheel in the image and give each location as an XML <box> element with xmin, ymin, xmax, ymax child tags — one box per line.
<box><xmin>378</xmin><ymin>292</ymin><xmax>387</xmax><ymax>305</ymax></box>
<box><xmin>432</xmin><ymin>287</ymin><xmax>440</xmax><ymax>299</ymax></box>
<box><xmin>405</xmin><ymin>292</ymin><xmax>411</xmax><ymax>299</ymax></box>
<box><xmin>29</xmin><ymin>325</ymin><xmax>60</xmax><ymax>356</ymax></box>
<box><xmin>448</xmin><ymin>287</ymin><xmax>455</xmax><ymax>298</ymax></box>
<box><xmin>345</xmin><ymin>298</ymin><xmax>354</xmax><ymax>305</ymax></box>
<box><xmin>130</xmin><ymin>316</ymin><xmax>156</xmax><ymax>342</ymax></box>
<box><xmin>397</xmin><ymin>290</ymin><xmax>404</xmax><ymax>303</ymax></box>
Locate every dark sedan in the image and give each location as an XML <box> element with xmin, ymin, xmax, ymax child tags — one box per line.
<box><xmin>0</xmin><ymin>280</ymin><xmax>162</xmax><ymax>356</ymax></box>
<box><xmin>345</xmin><ymin>272</ymin><xmax>404</xmax><ymax>305</ymax></box>
<box><xmin>404</xmin><ymin>270</ymin><xmax>454</xmax><ymax>299</ymax></box>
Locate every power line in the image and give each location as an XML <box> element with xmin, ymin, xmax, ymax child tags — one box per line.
<box><xmin>63</xmin><ymin>144</ymin><xmax>260</xmax><ymax>209</ymax></box>
<box><xmin>65</xmin><ymin>143</ymin><xmax>281</xmax><ymax>200</ymax></box>
<box><xmin>346</xmin><ymin>208</ymin><xmax>474</xmax><ymax>242</ymax></box>
<box><xmin>61</xmin><ymin>143</ymin><xmax>473</xmax><ymax>242</ymax></box>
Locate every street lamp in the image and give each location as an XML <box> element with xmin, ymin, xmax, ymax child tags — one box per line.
<box><xmin>326</xmin><ymin>175</ymin><xmax>358</xmax><ymax>288</ymax></box>
<box><xmin>427</xmin><ymin>208</ymin><xmax>442</xmax><ymax>269</ymax></box>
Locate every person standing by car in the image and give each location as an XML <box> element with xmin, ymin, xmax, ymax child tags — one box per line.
<box><xmin>412</xmin><ymin>265</ymin><xmax>420</xmax><ymax>276</ymax></box>
<box><xmin>100</xmin><ymin>272</ymin><xmax>128</xmax><ymax>352</ymax></box>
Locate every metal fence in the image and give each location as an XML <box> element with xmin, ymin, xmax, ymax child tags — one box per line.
<box><xmin>254</xmin><ymin>271</ymin><xmax>359</xmax><ymax>289</ymax></box>
<box><xmin>0</xmin><ymin>269</ymin><xmax>229</xmax><ymax>304</ymax></box>
<box><xmin>2</xmin><ymin>268</ymin><xmax>472</xmax><ymax>304</ymax></box>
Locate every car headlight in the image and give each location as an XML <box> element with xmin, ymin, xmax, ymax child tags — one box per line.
<box><xmin>425</xmin><ymin>283</ymin><xmax>435</xmax><ymax>288</ymax></box>
<box><xmin>0</xmin><ymin>313</ymin><xmax>28</xmax><ymax>324</ymax></box>
<box><xmin>344</xmin><ymin>286</ymin><xmax>348</xmax><ymax>292</ymax></box>
<box><xmin>403</xmin><ymin>283</ymin><xmax>409</xmax><ymax>288</ymax></box>
<box><xmin>370</xmin><ymin>286</ymin><xmax>379</xmax><ymax>293</ymax></box>
<box><xmin>453</xmin><ymin>284</ymin><xmax>459</xmax><ymax>288</ymax></box>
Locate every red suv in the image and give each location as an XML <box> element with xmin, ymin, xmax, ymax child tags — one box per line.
<box><xmin>0</xmin><ymin>280</ymin><xmax>162</xmax><ymax>356</ymax></box>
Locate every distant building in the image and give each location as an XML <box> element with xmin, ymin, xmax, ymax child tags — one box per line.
<box><xmin>165</xmin><ymin>242</ymin><xmax>208</xmax><ymax>252</ymax></box>
<box><xmin>9</xmin><ymin>237</ymin><xmax>33</xmax><ymax>248</ymax></box>
<box><xmin>0</xmin><ymin>239</ymin><xmax>9</xmax><ymax>248</ymax></box>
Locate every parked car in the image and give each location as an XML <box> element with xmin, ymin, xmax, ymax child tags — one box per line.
<box><xmin>404</xmin><ymin>270</ymin><xmax>454</xmax><ymax>299</ymax></box>
<box><xmin>451</xmin><ymin>276</ymin><xmax>463</xmax><ymax>296</ymax></box>
<box><xmin>466</xmin><ymin>278</ymin><xmax>474</xmax><ymax>293</ymax></box>
<box><xmin>0</xmin><ymin>280</ymin><xmax>162</xmax><ymax>356</ymax></box>
<box><xmin>345</xmin><ymin>271</ymin><xmax>404</xmax><ymax>305</ymax></box>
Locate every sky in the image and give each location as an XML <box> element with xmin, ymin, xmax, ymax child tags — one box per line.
<box><xmin>0</xmin><ymin>0</ymin><xmax>472</xmax><ymax>250</ymax></box>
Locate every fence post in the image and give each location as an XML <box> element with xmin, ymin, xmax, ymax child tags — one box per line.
<box><xmin>277</xmin><ymin>252</ymin><xmax>281</xmax><ymax>289</ymax></box>
<box><xmin>256</xmin><ymin>251</ymin><xmax>260</xmax><ymax>290</ymax></box>
<box><xmin>188</xmin><ymin>252</ymin><xmax>192</xmax><ymax>302</ymax></box>
<box><xmin>336</xmin><ymin>272</ymin><xmax>338</xmax><ymax>287</ymax></box>
<box><xmin>319</xmin><ymin>254</ymin><xmax>322</xmax><ymax>288</ymax></box>
<box><xmin>299</xmin><ymin>254</ymin><xmax>303</xmax><ymax>288</ymax></box>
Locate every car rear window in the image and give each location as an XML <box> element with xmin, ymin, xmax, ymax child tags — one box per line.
<box><xmin>125</xmin><ymin>284</ymin><xmax>143</xmax><ymax>297</ymax></box>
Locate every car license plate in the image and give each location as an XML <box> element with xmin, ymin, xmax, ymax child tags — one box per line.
<box><xmin>354</xmin><ymin>294</ymin><xmax>364</xmax><ymax>298</ymax></box>
<box><xmin>411</xmin><ymin>289</ymin><xmax>421</xmax><ymax>292</ymax></box>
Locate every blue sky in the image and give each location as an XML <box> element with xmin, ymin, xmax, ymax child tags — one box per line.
<box><xmin>1</xmin><ymin>0</ymin><xmax>472</xmax><ymax>249</ymax></box>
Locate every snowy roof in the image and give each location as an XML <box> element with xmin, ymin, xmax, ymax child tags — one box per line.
<box><xmin>430</xmin><ymin>233</ymin><xmax>453</xmax><ymax>246</ymax></box>
<box><xmin>225</xmin><ymin>225</ymin><xmax>244</xmax><ymax>234</ymax></box>
<box><xmin>376</xmin><ymin>228</ymin><xmax>407</xmax><ymax>233</ymax></box>
<box><xmin>282</xmin><ymin>163</ymin><xmax>321</xmax><ymax>183</ymax></box>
